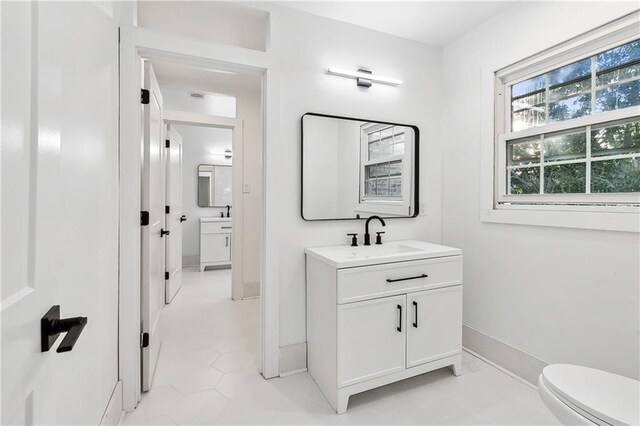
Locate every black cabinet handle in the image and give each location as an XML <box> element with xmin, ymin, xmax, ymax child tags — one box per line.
<box><xmin>413</xmin><ymin>301</ymin><xmax>418</xmax><ymax>328</ymax></box>
<box><xmin>386</xmin><ymin>274</ymin><xmax>428</xmax><ymax>283</ymax></box>
<box><xmin>41</xmin><ymin>305</ymin><xmax>88</xmax><ymax>353</ymax></box>
<box><xmin>180</xmin><ymin>215</ymin><xmax>187</xmax><ymax>222</ymax></box>
<box><xmin>397</xmin><ymin>304</ymin><xmax>402</xmax><ymax>332</ymax></box>
<box><xmin>160</xmin><ymin>228</ymin><xmax>170</xmax><ymax>237</ymax></box>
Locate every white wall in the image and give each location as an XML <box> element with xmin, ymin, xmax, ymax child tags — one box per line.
<box><xmin>441</xmin><ymin>2</ymin><xmax>640</xmax><ymax>379</ymax></box>
<box><xmin>173</xmin><ymin>124</ymin><xmax>232</xmax><ymax>265</ymax></box>
<box><xmin>263</xmin><ymin>5</ymin><xmax>444</xmax><ymax>361</ymax></box>
<box><xmin>163</xmin><ymin>87</ymin><xmax>236</xmax><ymax>118</ymax></box>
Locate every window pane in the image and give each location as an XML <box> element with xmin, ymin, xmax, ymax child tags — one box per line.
<box><xmin>596</xmin><ymin>63</ymin><xmax>640</xmax><ymax>86</ymax></box>
<box><xmin>508</xmin><ymin>138</ymin><xmax>540</xmax><ymax>165</ymax></box>
<box><xmin>596</xmin><ymin>39</ymin><xmax>640</xmax><ymax>72</ymax></box>
<box><xmin>549</xmin><ymin>93</ymin><xmax>591</xmax><ymax>122</ymax></box>
<box><xmin>368</xmin><ymin>131</ymin><xmax>380</xmax><ymax>143</ymax></box>
<box><xmin>365</xmin><ymin>179</ymin><xmax>376</xmax><ymax>196</ymax></box>
<box><xmin>393</xmin><ymin>142</ymin><xmax>404</xmax><ymax>156</ymax></box>
<box><xmin>509</xmin><ymin>167</ymin><xmax>540</xmax><ymax>194</ymax></box>
<box><xmin>512</xmin><ymin>108</ymin><xmax>546</xmax><ymax>131</ymax></box>
<box><xmin>389</xmin><ymin>160</ymin><xmax>402</xmax><ymax>176</ymax></box>
<box><xmin>389</xmin><ymin>178</ymin><xmax>402</xmax><ymax>197</ymax></box>
<box><xmin>591</xmin><ymin>157</ymin><xmax>640</xmax><ymax>193</ymax></box>
<box><xmin>549</xmin><ymin>79</ymin><xmax>590</xmax><ymax>101</ymax></box>
<box><xmin>376</xmin><ymin>178</ymin><xmax>389</xmax><ymax>195</ymax></box>
<box><xmin>512</xmin><ymin>91</ymin><xmax>545</xmax><ymax>111</ymax></box>
<box><xmin>512</xmin><ymin>75</ymin><xmax>545</xmax><ymax>98</ymax></box>
<box><xmin>379</xmin><ymin>140</ymin><xmax>393</xmax><ymax>158</ymax></box>
<box><xmin>591</xmin><ymin>120</ymin><xmax>640</xmax><ymax>157</ymax></box>
<box><xmin>368</xmin><ymin>142</ymin><xmax>380</xmax><ymax>160</ymax></box>
<box><xmin>544</xmin><ymin>163</ymin><xmax>586</xmax><ymax>193</ymax></box>
<box><xmin>595</xmin><ymin>79</ymin><xmax>640</xmax><ymax>112</ymax></box>
<box><xmin>548</xmin><ymin>58</ymin><xmax>591</xmax><ymax>86</ymax></box>
<box><xmin>377</xmin><ymin>163</ymin><xmax>389</xmax><ymax>177</ymax></box>
<box><xmin>393</xmin><ymin>131</ymin><xmax>404</xmax><ymax>144</ymax></box>
<box><xmin>544</xmin><ymin>131</ymin><xmax>586</xmax><ymax>162</ymax></box>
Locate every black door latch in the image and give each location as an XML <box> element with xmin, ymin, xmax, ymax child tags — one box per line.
<box><xmin>160</xmin><ymin>228</ymin><xmax>170</xmax><ymax>237</ymax></box>
<box><xmin>41</xmin><ymin>305</ymin><xmax>88</xmax><ymax>353</ymax></box>
<box><xmin>180</xmin><ymin>215</ymin><xmax>187</xmax><ymax>223</ymax></box>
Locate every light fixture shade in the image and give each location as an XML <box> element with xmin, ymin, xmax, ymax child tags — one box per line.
<box><xmin>327</xmin><ymin>67</ymin><xmax>402</xmax><ymax>86</ymax></box>
<box><xmin>224</xmin><ymin>149</ymin><xmax>232</xmax><ymax>159</ymax></box>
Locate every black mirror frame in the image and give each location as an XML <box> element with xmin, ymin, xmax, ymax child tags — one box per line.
<box><xmin>301</xmin><ymin>112</ymin><xmax>420</xmax><ymax>221</ymax></box>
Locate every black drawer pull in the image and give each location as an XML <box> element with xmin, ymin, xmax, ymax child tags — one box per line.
<box><xmin>396</xmin><ymin>304</ymin><xmax>402</xmax><ymax>332</ymax></box>
<box><xmin>413</xmin><ymin>301</ymin><xmax>418</xmax><ymax>328</ymax></box>
<box><xmin>386</xmin><ymin>274</ymin><xmax>428</xmax><ymax>283</ymax></box>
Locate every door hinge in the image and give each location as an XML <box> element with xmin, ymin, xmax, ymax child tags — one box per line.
<box><xmin>141</xmin><ymin>332</ymin><xmax>149</xmax><ymax>348</ymax></box>
<box><xmin>165</xmin><ymin>139</ymin><xmax>170</xmax><ymax>148</ymax></box>
<box><xmin>165</xmin><ymin>271</ymin><xmax>169</xmax><ymax>280</ymax></box>
<box><xmin>141</xmin><ymin>211</ymin><xmax>150</xmax><ymax>226</ymax></box>
<box><xmin>141</xmin><ymin>89</ymin><xmax>150</xmax><ymax>105</ymax></box>
<box><xmin>165</xmin><ymin>205</ymin><xmax>170</xmax><ymax>214</ymax></box>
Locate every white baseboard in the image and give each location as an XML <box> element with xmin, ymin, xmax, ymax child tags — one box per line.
<box><xmin>279</xmin><ymin>342</ymin><xmax>307</xmax><ymax>376</ymax></box>
<box><xmin>100</xmin><ymin>381</ymin><xmax>123</xmax><ymax>425</ymax></box>
<box><xmin>463</xmin><ymin>324</ymin><xmax>548</xmax><ymax>385</ymax></box>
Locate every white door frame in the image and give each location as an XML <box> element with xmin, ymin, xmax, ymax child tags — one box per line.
<box><xmin>119</xmin><ymin>26</ymin><xmax>281</xmax><ymax>411</ymax></box>
<box><xmin>163</xmin><ymin>110</ymin><xmax>245</xmax><ymax>301</ymax></box>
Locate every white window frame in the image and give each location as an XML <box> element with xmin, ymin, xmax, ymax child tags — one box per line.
<box><xmin>483</xmin><ymin>12</ymin><xmax>640</xmax><ymax>232</ymax></box>
<box><xmin>358</xmin><ymin>123</ymin><xmax>414</xmax><ymax>216</ymax></box>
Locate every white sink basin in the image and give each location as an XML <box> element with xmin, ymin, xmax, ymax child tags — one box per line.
<box><xmin>305</xmin><ymin>240</ymin><xmax>461</xmax><ymax>268</ymax></box>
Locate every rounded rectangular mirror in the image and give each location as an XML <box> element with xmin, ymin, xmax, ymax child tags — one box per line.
<box><xmin>302</xmin><ymin>113</ymin><xmax>419</xmax><ymax>221</ymax></box>
<box><xmin>198</xmin><ymin>164</ymin><xmax>232</xmax><ymax>207</ymax></box>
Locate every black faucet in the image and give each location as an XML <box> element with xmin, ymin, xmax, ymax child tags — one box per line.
<box><xmin>364</xmin><ymin>215</ymin><xmax>386</xmax><ymax>246</ymax></box>
<box><xmin>226</xmin><ymin>205</ymin><xmax>231</xmax><ymax>218</ymax></box>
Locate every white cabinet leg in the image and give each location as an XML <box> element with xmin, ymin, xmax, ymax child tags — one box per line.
<box><xmin>451</xmin><ymin>359</ymin><xmax>462</xmax><ymax>376</ymax></box>
<box><xmin>336</xmin><ymin>394</ymin><xmax>349</xmax><ymax>414</ymax></box>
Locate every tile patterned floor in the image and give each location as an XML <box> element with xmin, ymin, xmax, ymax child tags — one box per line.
<box><xmin>124</xmin><ymin>267</ymin><xmax>560</xmax><ymax>425</ymax></box>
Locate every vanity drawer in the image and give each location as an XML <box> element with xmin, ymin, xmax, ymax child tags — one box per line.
<box><xmin>336</xmin><ymin>256</ymin><xmax>462</xmax><ymax>304</ymax></box>
<box><xmin>201</xmin><ymin>221</ymin><xmax>232</xmax><ymax>234</ymax></box>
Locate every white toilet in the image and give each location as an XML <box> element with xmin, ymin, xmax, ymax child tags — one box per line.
<box><xmin>538</xmin><ymin>364</ymin><xmax>640</xmax><ymax>426</ymax></box>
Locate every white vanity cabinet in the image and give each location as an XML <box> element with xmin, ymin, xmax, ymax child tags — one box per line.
<box><xmin>199</xmin><ymin>218</ymin><xmax>232</xmax><ymax>271</ymax></box>
<box><xmin>305</xmin><ymin>240</ymin><xmax>463</xmax><ymax>414</ymax></box>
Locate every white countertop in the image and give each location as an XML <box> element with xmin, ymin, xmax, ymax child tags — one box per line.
<box><xmin>200</xmin><ymin>217</ymin><xmax>232</xmax><ymax>223</ymax></box>
<box><xmin>305</xmin><ymin>240</ymin><xmax>461</xmax><ymax>269</ymax></box>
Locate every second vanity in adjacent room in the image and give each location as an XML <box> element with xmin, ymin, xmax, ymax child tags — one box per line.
<box><xmin>305</xmin><ymin>240</ymin><xmax>463</xmax><ymax>414</ymax></box>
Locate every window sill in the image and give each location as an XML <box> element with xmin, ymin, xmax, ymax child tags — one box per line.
<box><xmin>481</xmin><ymin>206</ymin><xmax>640</xmax><ymax>232</ymax></box>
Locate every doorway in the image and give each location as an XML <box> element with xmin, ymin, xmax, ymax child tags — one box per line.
<box><xmin>127</xmin><ymin>46</ymin><xmax>267</xmax><ymax>408</ymax></box>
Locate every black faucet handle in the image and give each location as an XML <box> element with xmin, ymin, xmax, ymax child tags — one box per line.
<box><xmin>375</xmin><ymin>231</ymin><xmax>385</xmax><ymax>245</ymax></box>
<box><xmin>347</xmin><ymin>233</ymin><xmax>358</xmax><ymax>247</ymax></box>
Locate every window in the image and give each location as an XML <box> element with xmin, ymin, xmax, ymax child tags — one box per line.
<box><xmin>358</xmin><ymin>123</ymin><xmax>414</xmax><ymax>216</ymax></box>
<box><xmin>362</xmin><ymin>125</ymin><xmax>405</xmax><ymax>199</ymax></box>
<box><xmin>496</xmin><ymin>29</ymin><xmax>640</xmax><ymax>207</ymax></box>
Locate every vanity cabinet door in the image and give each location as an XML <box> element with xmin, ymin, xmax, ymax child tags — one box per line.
<box><xmin>201</xmin><ymin>233</ymin><xmax>231</xmax><ymax>262</ymax></box>
<box><xmin>337</xmin><ymin>295</ymin><xmax>406</xmax><ymax>388</ymax></box>
<box><xmin>406</xmin><ymin>285</ymin><xmax>462</xmax><ymax>369</ymax></box>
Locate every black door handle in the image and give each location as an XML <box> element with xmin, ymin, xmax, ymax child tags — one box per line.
<box><xmin>160</xmin><ymin>228</ymin><xmax>170</xmax><ymax>237</ymax></box>
<box><xmin>397</xmin><ymin>304</ymin><xmax>402</xmax><ymax>332</ymax></box>
<box><xmin>41</xmin><ymin>305</ymin><xmax>88</xmax><ymax>353</ymax></box>
<box><xmin>386</xmin><ymin>274</ymin><xmax>428</xmax><ymax>283</ymax></box>
<box><xmin>413</xmin><ymin>301</ymin><xmax>418</xmax><ymax>328</ymax></box>
<box><xmin>180</xmin><ymin>215</ymin><xmax>187</xmax><ymax>222</ymax></box>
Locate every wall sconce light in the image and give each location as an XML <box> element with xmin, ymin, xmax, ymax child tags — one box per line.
<box><xmin>327</xmin><ymin>67</ymin><xmax>402</xmax><ymax>88</ymax></box>
<box><xmin>208</xmin><ymin>149</ymin><xmax>233</xmax><ymax>159</ymax></box>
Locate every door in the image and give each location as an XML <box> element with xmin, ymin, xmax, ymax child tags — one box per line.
<box><xmin>1</xmin><ymin>2</ymin><xmax>119</xmax><ymax>424</ymax></box>
<box><xmin>407</xmin><ymin>286</ymin><xmax>463</xmax><ymax>368</ymax></box>
<box><xmin>337</xmin><ymin>295</ymin><xmax>406</xmax><ymax>387</ymax></box>
<box><xmin>141</xmin><ymin>60</ymin><xmax>165</xmax><ymax>391</ymax></box>
<box><xmin>165</xmin><ymin>125</ymin><xmax>183</xmax><ymax>303</ymax></box>
<box><xmin>201</xmin><ymin>233</ymin><xmax>231</xmax><ymax>262</ymax></box>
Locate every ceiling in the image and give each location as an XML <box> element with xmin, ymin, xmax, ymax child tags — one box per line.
<box><xmin>152</xmin><ymin>59</ymin><xmax>262</xmax><ymax>95</ymax></box>
<box><xmin>275</xmin><ymin>1</ymin><xmax>517</xmax><ymax>46</ymax></box>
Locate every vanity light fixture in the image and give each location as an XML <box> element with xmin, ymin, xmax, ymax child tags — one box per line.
<box><xmin>224</xmin><ymin>149</ymin><xmax>232</xmax><ymax>159</ymax></box>
<box><xmin>327</xmin><ymin>67</ymin><xmax>402</xmax><ymax>88</ymax></box>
